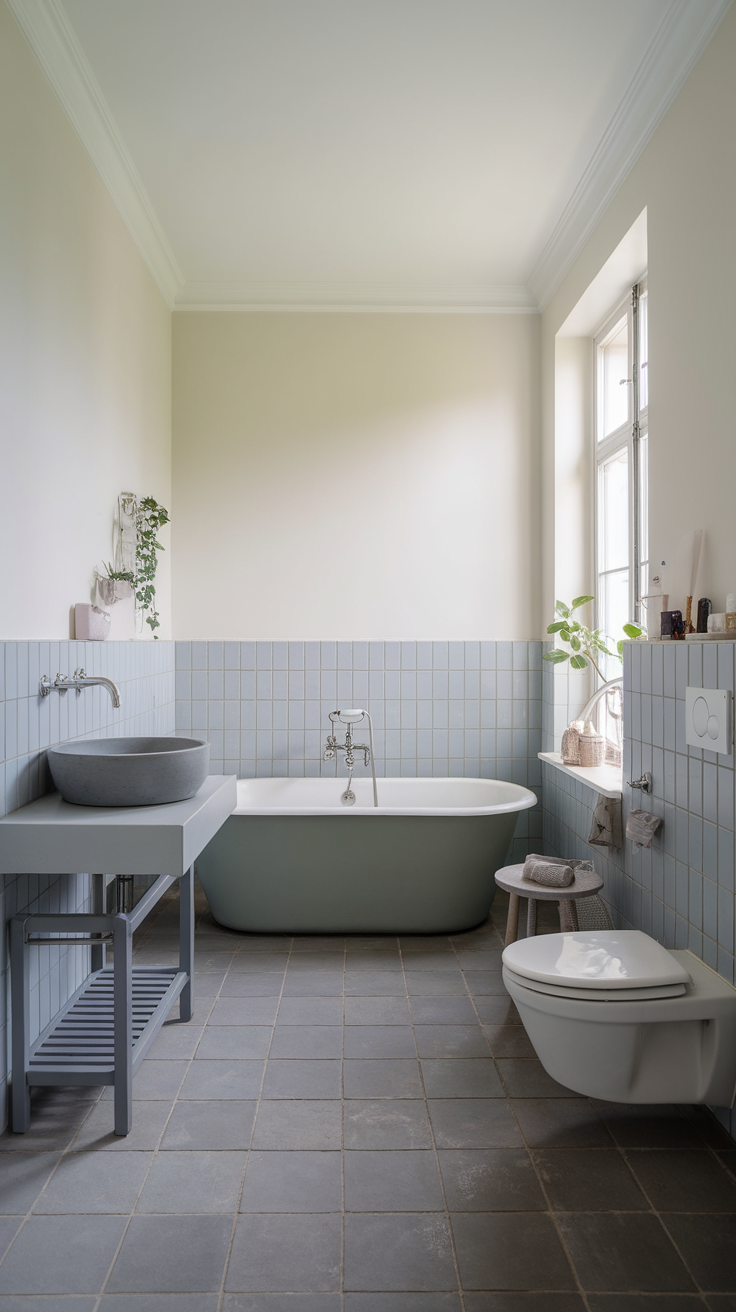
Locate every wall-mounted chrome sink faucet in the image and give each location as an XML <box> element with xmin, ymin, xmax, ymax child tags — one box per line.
<box><xmin>323</xmin><ymin>709</ymin><xmax>378</xmax><ymax>807</ymax></box>
<box><xmin>40</xmin><ymin>668</ymin><xmax>122</xmax><ymax>709</ymax></box>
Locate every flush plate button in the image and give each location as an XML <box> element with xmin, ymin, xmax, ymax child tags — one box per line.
<box><xmin>685</xmin><ymin>687</ymin><xmax>732</xmax><ymax>754</ymax></box>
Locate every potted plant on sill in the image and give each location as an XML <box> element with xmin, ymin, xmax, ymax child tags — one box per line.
<box><xmin>96</xmin><ymin>495</ymin><xmax>169</xmax><ymax>638</ymax></box>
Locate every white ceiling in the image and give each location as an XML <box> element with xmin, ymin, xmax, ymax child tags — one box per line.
<box><xmin>10</xmin><ymin>0</ymin><xmax>732</xmax><ymax>309</ymax></box>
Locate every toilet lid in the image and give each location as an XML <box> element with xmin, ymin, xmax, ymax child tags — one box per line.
<box><xmin>503</xmin><ymin>965</ymin><xmax>687</xmax><ymax>1002</ymax></box>
<box><xmin>502</xmin><ymin>930</ymin><xmax>691</xmax><ymax>991</ymax></box>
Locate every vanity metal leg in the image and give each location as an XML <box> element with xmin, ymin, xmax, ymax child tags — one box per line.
<box><xmin>90</xmin><ymin>873</ymin><xmax>106</xmax><ymax>972</ymax></box>
<box><xmin>113</xmin><ymin>913</ymin><xmax>133</xmax><ymax>1136</ymax></box>
<box><xmin>10</xmin><ymin>917</ymin><xmax>31</xmax><ymax>1132</ymax></box>
<box><xmin>179</xmin><ymin>864</ymin><xmax>194</xmax><ymax>1022</ymax></box>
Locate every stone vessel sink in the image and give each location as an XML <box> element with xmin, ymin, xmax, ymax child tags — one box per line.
<box><xmin>47</xmin><ymin>737</ymin><xmax>210</xmax><ymax>807</ymax></box>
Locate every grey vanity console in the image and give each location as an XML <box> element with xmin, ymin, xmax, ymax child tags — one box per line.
<box><xmin>0</xmin><ymin>775</ymin><xmax>236</xmax><ymax>1136</ymax></box>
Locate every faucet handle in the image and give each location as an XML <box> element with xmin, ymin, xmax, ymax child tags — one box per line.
<box><xmin>73</xmin><ymin>667</ymin><xmax>86</xmax><ymax>679</ymax></box>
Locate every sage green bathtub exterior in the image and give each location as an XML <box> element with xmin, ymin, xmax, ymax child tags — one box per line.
<box><xmin>196</xmin><ymin>810</ymin><xmax>519</xmax><ymax>934</ymax></box>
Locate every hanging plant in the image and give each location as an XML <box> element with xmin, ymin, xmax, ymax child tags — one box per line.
<box><xmin>131</xmin><ymin>497</ymin><xmax>169</xmax><ymax>636</ymax></box>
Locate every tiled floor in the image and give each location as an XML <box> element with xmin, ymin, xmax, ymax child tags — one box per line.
<box><xmin>2</xmin><ymin>887</ymin><xmax>736</xmax><ymax>1310</ymax></box>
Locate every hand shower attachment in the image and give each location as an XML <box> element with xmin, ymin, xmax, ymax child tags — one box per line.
<box><xmin>323</xmin><ymin>709</ymin><xmax>379</xmax><ymax>807</ymax></box>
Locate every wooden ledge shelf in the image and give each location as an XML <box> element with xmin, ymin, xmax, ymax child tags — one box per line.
<box><xmin>538</xmin><ymin>751</ymin><xmax>623</xmax><ymax>799</ymax></box>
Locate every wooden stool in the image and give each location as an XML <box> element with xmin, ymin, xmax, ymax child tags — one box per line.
<box><xmin>495</xmin><ymin>862</ymin><xmax>604</xmax><ymax>947</ymax></box>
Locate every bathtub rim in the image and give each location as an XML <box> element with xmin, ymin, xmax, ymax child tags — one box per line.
<box><xmin>231</xmin><ymin>776</ymin><xmax>537</xmax><ymax>818</ymax></box>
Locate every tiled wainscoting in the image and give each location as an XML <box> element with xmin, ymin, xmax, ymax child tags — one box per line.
<box><xmin>1</xmin><ymin>640</ymin><xmax>176</xmax><ymax>1130</ymax></box>
<box><xmin>542</xmin><ymin>638</ymin><xmax>736</xmax><ymax>1139</ymax></box>
<box><xmin>174</xmin><ymin>639</ymin><xmax>545</xmax><ymax>856</ymax></box>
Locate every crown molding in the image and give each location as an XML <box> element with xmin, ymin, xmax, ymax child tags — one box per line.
<box><xmin>529</xmin><ymin>0</ymin><xmax>734</xmax><ymax>311</ymax></box>
<box><xmin>7</xmin><ymin>0</ymin><xmax>183</xmax><ymax>308</ymax></box>
<box><xmin>174</xmin><ymin>281</ymin><xmax>539</xmax><ymax>313</ymax></box>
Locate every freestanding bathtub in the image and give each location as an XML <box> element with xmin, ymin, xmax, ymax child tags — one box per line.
<box><xmin>196</xmin><ymin>776</ymin><xmax>537</xmax><ymax>934</ymax></box>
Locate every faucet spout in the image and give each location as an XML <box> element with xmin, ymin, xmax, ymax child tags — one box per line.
<box><xmin>73</xmin><ymin>669</ymin><xmax>122</xmax><ymax>708</ymax></box>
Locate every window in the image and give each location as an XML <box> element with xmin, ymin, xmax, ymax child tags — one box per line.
<box><xmin>595</xmin><ymin>279</ymin><xmax>648</xmax><ymax>680</ymax></box>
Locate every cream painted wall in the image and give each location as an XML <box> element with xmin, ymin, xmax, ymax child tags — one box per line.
<box><xmin>541</xmin><ymin>4</ymin><xmax>736</xmax><ymax>625</ymax></box>
<box><xmin>0</xmin><ymin>3</ymin><xmax>171</xmax><ymax>640</ymax></box>
<box><xmin>172</xmin><ymin>312</ymin><xmax>540</xmax><ymax>639</ymax></box>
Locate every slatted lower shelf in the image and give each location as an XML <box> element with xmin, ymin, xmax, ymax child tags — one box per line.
<box><xmin>27</xmin><ymin>966</ymin><xmax>187</xmax><ymax>1085</ymax></box>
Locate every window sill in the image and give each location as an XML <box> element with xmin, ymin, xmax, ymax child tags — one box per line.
<box><xmin>538</xmin><ymin>752</ymin><xmax>622</xmax><ymax>799</ymax></box>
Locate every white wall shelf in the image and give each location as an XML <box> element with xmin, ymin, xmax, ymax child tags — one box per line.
<box><xmin>538</xmin><ymin>752</ymin><xmax>622</xmax><ymax>799</ymax></box>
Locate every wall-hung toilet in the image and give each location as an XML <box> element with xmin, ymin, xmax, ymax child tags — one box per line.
<box><xmin>502</xmin><ymin>930</ymin><xmax>736</xmax><ymax>1105</ymax></box>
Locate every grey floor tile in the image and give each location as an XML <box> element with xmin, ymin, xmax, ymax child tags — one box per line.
<box><xmin>72</xmin><ymin>1101</ymin><xmax>173</xmax><ymax>1152</ymax></box>
<box><xmin>344</xmin><ymin>1298</ymin><xmax>461</xmax><ymax>1311</ymax></box>
<box><xmin>558</xmin><ymin>1212</ymin><xmax>697</xmax><ymax>1291</ymax></box>
<box><xmin>400</xmin><ymin>953</ymin><xmax>458</xmax><ymax>972</ymax></box>
<box><xmin>0</xmin><ymin>1297</ymin><xmax>98</xmax><ymax>1312</ymax></box>
<box><xmin>0</xmin><ymin>1218</ymin><xmax>22</xmax><ymax>1261</ymax></box>
<box><xmin>32</xmin><ymin>1150</ymin><xmax>151</xmax><ymax>1213</ymax></box>
<box><xmin>270</xmin><ymin>1026</ymin><xmax>342</xmax><ymax>1058</ymax></box>
<box><xmin>428</xmin><ymin>1099</ymin><xmax>523</xmax><ymax>1149</ymax></box>
<box><xmin>137</xmin><ymin>1150</ymin><xmax>246</xmax><ymax>1212</ymax></box>
<box><xmin>453</xmin><ymin>950</ymin><xmax>503</xmax><ymax>969</ymax></box>
<box><xmin>287</xmin><ymin>954</ymin><xmax>345</xmax><ymax>970</ymax></box>
<box><xmin>345</xmin><ymin>996</ymin><xmax>411</xmax><ymax>1025</ymax></box>
<box><xmin>0</xmin><ymin>1121</ymin><xmax>85</xmax><ymax>1154</ymax></box>
<box><xmin>180</xmin><ymin>1059</ymin><xmax>265</xmax><ymax>1100</ymax></box>
<box><xmin>210</xmin><ymin>997</ymin><xmax>280</xmax><ymax>1025</ymax></box>
<box><xmin>344</xmin><ymin>1100</ymin><xmax>433</xmax><ymax>1150</ymax></box>
<box><xmin>344</xmin><ymin>1214</ymin><xmax>456</xmax><ymax>1291</ymax></box>
<box><xmin>195</xmin><ymin>972</ymin><xmax>231</xmax><ymax>997</ymax></box>
<box><xmin>344</xmin><ymin>1150</ymin><xmax>444</xmax><ymax>1211</ymax></box>
<box><xmin>262</xmin><ymin>1059</ymin><xmax>342</xmax><ymax>1098</ymax></box>
<box><xmin>100</xmin><ymin>1062</ymin><xmax>187</xmax><ymax>1102</ymax></box>
<box><xmin>497</xmin><ymin>1060</ymin><xmax>577</xmax><ymax>1098</ymax></box>
<box><xmin>409</xmin><ymin>996</ymin><xmax>478</xmax><ymax>1025</ymax></box>
<box><xmin>147</xmin><ymin>1023</ymin><xmax>207</xmax><ymax>1060</ymax></box>
<box><xmin>664</xmin><ymin>1214</ymin><xmax>736</xmax><ymax>1291</ymax></box>
<box><xmin>252</xmin><ymin>1100</ymin><xmax>342</xmax><ymax>1150</ymax></box>
<box><xmin>452</xmin><ymin>1212</ymin><xmax>574</xmax><ymax>1291</ymax></box>
<box><xmin>0</xmin><ymin>1215</ymin><xmax>127</xmax><ymax>1294</ymax></box>
<box><xmin>592</xmin><ymin>1103</ymin><xmax>702</xmax><ymax>1149</ymax></box>
<box><xmin>226</xmin><ymin>1214</ymin><xmax>341</xmax><ymax>1291</ymax></box>
<box><xmin>533</xmin><ymin>1149</ymin><xmax>647</xmax><ymax>1211</ymax></box>
<box><xmin>473</xmin><ymin>996</ymin><xmax>522</xmax><ymax>1025</ymax></box>
<box><xmin>344</xmin><ymin>1059</ymin><xmax>422</xmax><ymax>1098</ymax></box>
<box><xmin>196</xmin><ymin>1027</ymin><xmax>272</xmax><ymax>1060</ymax></box>
<box><xmin>344</xmin><ymin>974</ymin><xmax>407</xmax><ymax>996</ymax></box>
<box><xmin>345</xmin><ymin>953</ymin><xmax>403</xmax><ymax>971</ymax></box>
<box><xmin>161</xmin><ymin>1101</ymin><xmax>256</xmax><ymax>1150</ymax></box>
<box><xmin>586</xmin><ymin>1299</ymin><xmax>705</xmax><ymax>1311</ymax></box>
<box><xmin>0</xmin><ymin>1153</ymin><xmax>60</xmax><ymax>1213</ymax></box>
<box><xmin>344</xmin><ymin>1026</ymin><xmax>416</xmax><ymax>1058</ymax></box>
<box><xmin>461</xmin><ymin>970</ymin><xmax>506</xmax><ymax>995</ymax></box>
<box><xmin>276</xmin><ymin>997</ymin><xmax>343</xmax><ymax>1025</ymax></box>
<box><xmin>420</xmin><ymin>1059</ymin><xmax>503</xmax><ymax>1099</ymax></box>
<box><xmin>483</xmin><ymin>1026</ymin><xmax>537</xmax><ymax>1058</ymax></box>
<box><xmin>283</xmin><ymin>972</ymin><xmax>344</xmax><ymax>996</ymax></box>
<box><xmin>626</xmin><ymin>1148</ymin><xmax>736</xmax><ymax>1212</ymax></box>
<box><xmin>228</xmin><ymin>954</ymin><xmax>290</xmax><ymax>973</ymax></box>
<box><xmin>108</xmin><ymin>1215</ymin><xmax>233</xmax><ymax>1293</ymax></box>
<box><xmin>513</xmin><ymin>1099</ymin><xmax>612</xmax><ymax>1148</ymax></box>
<box><xmin>463</xmin><ymin>1295</ymin><xmax>585</xmax><ymax>1311</ymax></box>
<box><xmin>223</xmin><ymin>1296</ymin><xmax>340</xmax><ymax>1311</ymax></box>
<box><xmin>404</xmin><ymin>972</ymin><xmax>467</xmax><ymax>995</ymax></box>
<box><xmin>414</xmin><ymin>1026</ymin><xmax>489</xmax><ymax>1059</ymax></box>
<box><xmin>100</xmin><ymin>1296</ymin><xmax>219</xmax><ymax>1310</ymax></box>
<box><xmin>438</xmin><ymin>1149</ymin><xmax>545</xmax><ymax>1211</ymax></box>
<box><xmin>240</xmin><ymin>1151</ymin><xmax>341</xmax><ymax>1212</ymax></box>
<box><xmin>220</xmin><ymin>975</ymin><xmax>285</xmax><ymax>997</ymax></box>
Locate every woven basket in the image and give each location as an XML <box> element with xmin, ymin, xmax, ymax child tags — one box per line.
<box><xmin>579</xmin><ymin>731</ymin><xmax>604</xmax><ymax>767</ymax></box>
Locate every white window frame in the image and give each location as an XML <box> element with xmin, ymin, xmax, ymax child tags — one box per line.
<box><xmin>594</xmin><ymin>277</ymin><xmax>648</xmax><ymax>677</ymax></box>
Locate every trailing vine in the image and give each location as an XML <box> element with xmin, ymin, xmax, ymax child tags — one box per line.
<box><xmin>132</xmin><ymin>497</ymin><xmax>169</xmax><ymax>636</ymax></box>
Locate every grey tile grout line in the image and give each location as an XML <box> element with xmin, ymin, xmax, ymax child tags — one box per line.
<box><xmin>453</xmin><ymin>915</ymin><xmax>596</xmax><ymax>1312</ymax></box>
<box><xmin>214</xmin><ymin>933</ymin><xmax>296</xmax><ymax>1312</ymax></box>
<box><xmin>400</xmin><ymin>936</ymin><xmax>467</xmax><ymax>1312</ymax></box>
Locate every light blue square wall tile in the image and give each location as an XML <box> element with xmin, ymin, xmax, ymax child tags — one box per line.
<box><xmin>273</xmin><ymin>702</ymin><xmax>288</xmax><ymax>731</ymax></box>
<box><xmin>369</xmin><ymin>642</ymin><xmax>384</xmax><ymax>669</ymax></box>
<box><xmin>432</xmin><ymin>642</ymin><xmax>448</xmax><ymax>669</ymax></box>
<box><xmin>449</xmin><ymin>641</ymin><xmax>464</xmax><ymax>670</ymax></box>
<box><xmin>272</xmin><ymin>642</ymin><xmax>288</xmax><ymax>670</ymax></box>
<box><xmin>175</xmin><ymin>642</ymin><xmax>191</xmax><ymax>670</ymax></box>
<box><xmin>336</xmin><ymin>670</ymin><xmax>352</xmax><ymax>700</ymax></box>
<box><xmin>257</xmin><ymin>671</ymin><xmax>272</xmax><ymax>700</ymax></box>
<box><xmin>208</xmin><ymin>642</ymin><xmax>224</xmax><ymax>670</ymax></box>
<box><xmin>719</xmin><ymin>769</ymin><xmax>735</xmax><ymax>831</ymax></box>
<box><xmin>257</xmin><ymin>642</ymin><xmax>272</xmax><ymax>670</ymax></box>
<box><xmin>465</xmin><ymin>642</ymin><xmax>480</xmax><ymax>670</ymax></box>
<box><xmin>497</xmin><ymin>642</ymin><xmax>513</xmax><ymax>671</ymax></box>
<box><xmin>240</xmin><ymin>642</ymin><xmax>256</xmax><ymax>670</ymax></box>
<box><xmin>273</xmin><ymin>670</ymin><xmax>288</xmax><ymax>700</ymax></box>
<box><xmin>448</xmin><ymin>670</ymin><xmax>464</xmax><ymax>699</ymax></box>
<box><xmin>416</xmin><ymin>641</ymin><xmax>432</xmax><ymax>670</ymax></box>
<box><xmin>224</xmin><ymin>641</ymin><xmax>239</xmax><ymax>669</ymax></box>
<box><xmin>480</xmin><ymin>642</ymin><xmax>496</xmax><ymax>669</ymax></box>
<box><xmin>224</xmin><ymin>671</ymin><xmax>240</xmax><ymax>699</ymax></box>
<box><xmin>513</xmin><ymin>642</ymin><xmax>528</xmax><ymax>670</ymax></box>
<box><xmin>208</xmin><ymin>671</ymin><xmax>224</xmax><ymax>699</ymax></box>
<box><xmin>304</xmin><ymin>641</ymin><xmax>320</xmax><ymax>670</ymax></box>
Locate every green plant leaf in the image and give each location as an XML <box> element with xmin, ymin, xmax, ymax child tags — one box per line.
<box><xmin>571</xmin><ymin>595</ymin><xmax>594</xmax><ymax>610</ymax></box>
<box><xmin>555</xmin><ymin>601</ymin><xmax>570</xmax><ymax>618</ymax></box>
<box><xmin>622</xmin><ymin>623</ymin><xmax>642</xmax><ymax>638</ymax></box>
<box><xmin>544</xmin><ymin>649</ymin><xmax>569</xmax><ymax>663</ymax></box>
<box><xmin>547</xmin><ymin>621</ymin><xmax>567</xmax><ymax>633</ymax></box>
<box><xmin>570</xmin><ymin>654</ymin><xmax>588</xmax><ymax>669</ymax></box>
<box><xmin>570</xmin><ymin>635</ymin><xmax>581</xmax><ymax>651</ymax></box>
<box><xmin>617</xmin><ymin>639</ymin><xmax>624</xmax><ymax>655</ymax></box>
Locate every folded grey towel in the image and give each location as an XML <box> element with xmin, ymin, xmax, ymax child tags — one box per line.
<box><xmin>625</xmin><ymin>810</ymin><xmax>662</xmax><ymax>849</ymax></box>
<box><xmin>522</xmin><ymin>857</ymin><xmax>574</xmax><ymax>887</ymax></box>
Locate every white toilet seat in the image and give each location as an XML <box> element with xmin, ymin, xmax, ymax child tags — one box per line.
<box><xmin>502</xmin><ymin>929</ymin><xmax>691</xmax><ymax>996</ymax></box>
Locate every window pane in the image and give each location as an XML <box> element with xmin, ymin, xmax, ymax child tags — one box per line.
<box><xmin>598</xmin><ymin>448</ymin><xmax>629</xmax><ymax>573</ymax></box>
<box><xmin>600</xmin><ymin>316</ymin><xmax>629</xmax><ymax>438</ymax></box>
<box><xmin>599</xmin><ymin>568</ymin><xmax>629</xmax><ymax>681</ymax></box>
<box><xmin>639</xmin><ymin>289</ymin><xmax>648</xmax><ymax>411</ymax></box>
<box><xmin>638</xmin><ymin>427</ymin><xmax>648</xmax><ymax>625</ymax></box>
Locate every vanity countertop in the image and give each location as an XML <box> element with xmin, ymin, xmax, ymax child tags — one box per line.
<box><xmin>0</xmin><ymin>775</ymin><xmax>237</xmax><ymax>876</ymax></box>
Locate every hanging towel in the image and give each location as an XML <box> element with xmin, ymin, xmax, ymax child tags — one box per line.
<box><xmin>522</xmin><ymin>856</ymin><xmax>574</xmax><ymax>887</ymax></box>
<box><xmin>588</xmin><ymin>795</ymin><xmax>623</xmax><ymax>849</ymax></box>
<box><xmin>625</xmin><ymin>810</ymin><xmax>662</xmax><ymax>849</ymax></box>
